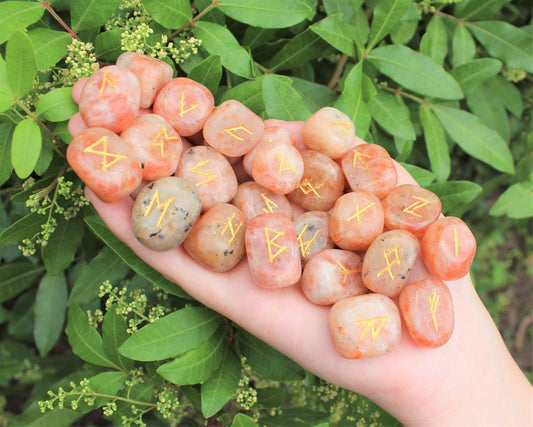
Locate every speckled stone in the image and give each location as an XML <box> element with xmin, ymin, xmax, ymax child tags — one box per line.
<box><xmin>329</xmin><ymin>294</ymin><xmax>401</xmax><ymax>359</ymax></box>
<box><xmin>293</xmin><ymin>211</ymin><xmax>333</xmax><ymax>263</ymax></box>
<box><xmin>131</xmin><ymin>177</ymin><xmax>201</xmax><ymax>251</ymax></box>
<box><xmin>232</xmin><ymin>181</ymin><xmax>293</xmax><ymax>221</ymax></box>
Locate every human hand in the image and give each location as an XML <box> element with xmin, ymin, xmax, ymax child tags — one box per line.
<box><xmin>70</xmin><ymin>110</ymin><xmax>532</xmax><ymax>426</ymax></box>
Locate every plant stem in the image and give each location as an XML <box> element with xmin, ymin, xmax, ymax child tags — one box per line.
<box><xmin>171</xmin><ymin>0</ymin><xmax>219</xmax><ymax>38</ymax></box>
<box><xmin>379</xmin><ymin>84</ymin><xmax>428</xmax><ymax>105</ymax></box>
<box><xmin>327</xmin><ymin>54</ymin><xmax>349</xmax><ymax>91</ymax></box>
<box><xmin>40</xmin><ymin>1</ymin><xmax>80</xmax><ymax>41</ymax></box>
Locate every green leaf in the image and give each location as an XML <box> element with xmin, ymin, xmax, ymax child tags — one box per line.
<box><xmin>291</xmin><ymin>77</ymin><xmax>337</xmax><ymax>112</ymax></box>
<box><xmin>0</xmin><ymin>1</ymin><xmax>45</xmax><ymax>45</ymax></box>
<box><xmin>489</xmin><ymin>182</ymin><xmax>533</xmax><ymax>219</ymax></box>
<box><xmin>218</xmin><ymin>0</ymin><xmax>313</xmax><ymax>29</ymax></box>
<box><xmin>68</xmin><ymin>371</ymin><xmax>128</xmax><ymax>414</ymax></box>
<box><xmin>451</xmin><ymin>23</ymin><xmax>476</xmax><ymax>68</ymax></box>
<box><xmin>220</xmin><ymin>79</ymin><xmax>265</xmax><ymax>117</ymax></box>
<box><xmin>71</xmin><ymin>0</ymin><xmax>122</xmax><ymax>32</ymax></box>
<box><xmin>267</xmin><ymin>29</ymin><xmax>331</xmax><ymax>72</ymax></box>
<box><xmin>69</xmin><ymin>247</ymin><xmax>130</xmax><ymax>306</ymax></box>
<box><xmin>6</xmin><ymin>30</ymin><xmax>37</xmax><ymax>99</ymax></box>
<box><xmin>34</xmin><ymin>138</ymin><xmax>53</xmax><ymax>176</ymax></box>
<box><xmin>466</xmin><ymin>85</ymin><xmax>509</xmax><ymax>141</ymax></box>
<box><xmin>419</xmin><ymin>105</ymin><xmax>450</xmax><ymax>183</ymax></box>
<box><xmin>390</xmin><ymin>18</ymin><xmax>418</xmax><ymax>46</ymax></box>
<box><xmin>367</xmin><ymin>91</ymin><xmax>415</xmax><ymax>140</ymax></box>
<box><xmin>455</xmin><ymin>0</ymin><xmax>511</xmax><ymax>21</ymax></box>
<box><xmin>0</xmin><ymin>211</ymin><xmax>45</xmax><ymax>245</ymax></box>
<box><xmin>231</xmin><ymin>413</ymin><xmax>257</xmax><ymax>427</ymax></box>
<box><xmin>84</xmin><ymin>215</ymin><xmax>191</xmax><ymax>299</ymax></box>
<box><xmin>367</xmin><ymin>0</ymin><xmax>412</xmax><ymax>50</ymax></box>
<box><xmin>451</xmin><ymin>59</ymin><xmax>502</xmax><ymax>96</ymax></box>
<box><xmin>335</xmin><ymin>62</ymin><xmax>371</xmax><ymax>139</ymax></box>
<box><xmin>42</xmin><ymin>215</ymin><xmax>84</xmax><ymax>274</ymax></box>
<box><xmin>399</xmin><ymin>163</ymin><xmax>436</xmax><ymax>187</ymax></box>
<box><xmin>0</xmin><ymin>123</ymin><xmax>14</xmax><ymax>186</ymax></box>
<box><xmin>394</xmin><ymin>137</ymin><xmax>413</xmax><ymax>162</ymax></box>
<box><xmin>0</xmin><ymin>263</ymin><xmax>44</xmax><ymax>303</ymax></box>
<box><xmin>65</xmin><ymin>304</ymin><xmax>120</xmax><ymax>368</ymax></box>
<box><xmin>201</xmin><ymin>345</ymin><xmax>241</xmax><ymax>418</ymax></box>
<box><xmin>143</xmin><ymin>0</ymin><xmax>192</xmax><ymax>29</ymax></box>
<box><xmin>426</xmin><ymin>181</ymin><xmax>482</xmax><ymax>213</ymax></box>
<box><xmin>94</xmin><ymin>29</ymin><xmax>124</xmax><ymax>62</ymax></box>
<box><xmin>10</xmin><ymin>406</ymin><xmax>80</xmax><ymax>427</ymax></box>
<box><xmin>11</xmin><ymin>118</ymin><xmax>41</xmax><ymax>179</ymax></box>
<box><xmin>368</xmin><ymin>45</ymin><xmax>463</xmax><ymax>100</ymax></box>
<box><xmin>432</xmin><ymin>105</ymin><xmax>514</xmax><ymax>174</ymax></box>
<box><xmin>27</xmin><ymin>29</ymin><xmax>70</xmax><ymax>70</ymax></box>
<box><xmin>420</xmin><ymin>15</ymin><xmax>448</xmax><ymax>66</ymax></box>
<box><xmin>237</xmin><ymin>328</ymin><xmax>305</xmax><ymax>381</ymax></box>
<box><xmin>0</xmin><ymin>55</ymin><xmax>15</xmax><ymax>114</ymax></box>
<box><xmin>310</xmin><ymin>15</ymin><xmax>356</xmax><ymax>57</ymax></box>
<box><xmin>157</xmin><ymin>325</ymin><xmax>226</xmax><ymax>385</ymax></box>
<box><xmin>187</xmin><ymin>55</ymin><xmax>222</xmax><ymax>95</ymax></box>
<box><xmin>35</xmin><ymin>87</ymin><xmax>78</xmax><ymax>122</ymax></box>
<box><xmin>485</xmin><ymin>75</ymin><xmax>523</xmax><ymax>118</ymax></box>
<box><xmin>119</xmin><ymin>306</ymin><xmax>222</xmax><ymax>361</ymax></box>
<box><xmin>467</xmin><ymin>21</ymin><xmax>533</xmax><ymax>73</ymax></box>
<box><xmin>102</xmin><ymin>309</ymin><xmax>134</xmax><ymax>370</ymax></box>
<box><xmin>324</xmin><ymin>0</ymin><xmax>364</xmax><ymax>21</ymax></box>
<box><xmin>262</xmin><ymin>74</ymin><xmax>312</xmax><ymax>121</ymax></box>
<box><xmin>34</xmin><ymin>272</ymin><xmax>68</xmax><ymax>356</ymax></box>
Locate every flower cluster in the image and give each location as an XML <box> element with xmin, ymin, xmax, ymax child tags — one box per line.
<box><xmin>56</xmin><ymin>39</ymin><xmax>99</xmax><ymax>86</ymax></box>
<box><xmin>38</xmin><ymin>378</ymin><xmax>95</xmax><ymax>413</ymax></box>
<box><xmin>501</xmin><ymin>65</ymin><xmax>527</xmax><ymax>83</ymax></box>
<box><xmin>156</xmin><ymin>386</ymin><xmax>182</xmax><ymax>421</ymax></box>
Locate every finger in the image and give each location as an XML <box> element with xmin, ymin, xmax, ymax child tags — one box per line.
<box><xmin>72</xmin><ymin>77</ymin><xmax>88</xmax><ymax>104</ymax></box>
<box><xmin>68</xmin><ymin>112</ymin><xmax>88</xmax><ymax>138</ymax></box>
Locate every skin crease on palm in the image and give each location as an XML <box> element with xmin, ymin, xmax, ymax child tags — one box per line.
<box><xmin>69</xmin><ymin>80</ymin><xmax>533</xmax><ymax>426</ymax></box>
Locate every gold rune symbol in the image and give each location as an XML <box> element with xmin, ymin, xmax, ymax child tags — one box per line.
<box><xmin>355</xmin><ymin>316</ymin><xmax>389</xmax><ymax>340</ymax></box>
<box><xmin>453</xmin><ymin>227</ymin><xmax>459</xmax><ymax>257</ymax></box>
<box><xmin>377</xmin><ymin>244</ymin><xmax>402</xmax><ymax>280</ymax></box>
<box><xmin>83</xmin><ymin>136</ymin><xmax>128</xmax><ymax>171</ymax></box>
<box><xmin>336</xmin><ymin>261</ymin><xmax>361</xmax><ymax>284</ymax></box>
<box><xmin>347</xmin><ymin>200</ymin><xmax>375</xmax><ymax>224</ymax></box>
<box><xmin>297</xmin><ymin>179</ymin><xmax>324</xmax><ymax>198</ymax></box>
<box><xmin>144</xmin><ymin>190</ymin><xmax>177</xmax><ymax>228</ymax></box>
<box><xmin>150</xmin><ymin>126</ymin><xmax>179</xmax><ymax>158</ymax></box>
<box><xmin>260</xmin><ymin>193</ymin><xmax>279</xmax><ymax>213</ymax></box>
<box><xmin>99</xmin><ymin>71</ymin><xmax>118</xmax><ymax>97</ymax></box>
<box><xmin>274</xmin><ymin>152</ymin><xmax>297</xmax><ymax>174</ymax></box>
<box><xmin>403</xmin><ymin>196</ymin><xmax>432</xmax><ymax>217</ymax></box>
<box><xmin>428</xmin><ymin>291</ymin><xmax>440</xmax><ymax>331</ymax></box>
<box><xmin>352</xmin><ymin>151</ymin><xmax>373</xmax><ymax>172</ymax></box>
<box><xmin>187</xmin><ymin>160</ymin><xmax>218</xmax><ymax>186</ymax></box>
<box><xmin>224</xmin><ymin>125</ymin><xmax>252</xmax><ymax>141</ymax></box>
<box><xmin>220</xmin><ymin>213</ymin><xmax>243</xmax><ymax>245</ymax></box>
<box><xmin>179</xmin><ymin>92</ymin><xmax>200</xmax><ymax>117</ymax></box>
<box><xmin>297</xmin><ymin>224</ymin><xmax>321</xmax><ymax>258</ymax></box>
<box><xmin>333</xmin><ymin>121</ymin><xmax>352</xmax><ymax>135</ymax></box>
<box><xmin>264</xmin><ymin>227</ymin><xmax>287</xmax><ymax>263</ymax></box>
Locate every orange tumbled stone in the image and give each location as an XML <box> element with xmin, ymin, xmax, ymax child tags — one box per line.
<box><xmin>232</xmin><ymin>181</ymin><xmax>293</xmax><ymax>221</ymax></box>
<box><xmin>176</xmin><ymin>146</ymin><xmax>238</xmax><ymax>212</ymax></box>
<box><xmin>203</xmin><ymin>100</ymin><xmax>265</xmax><ymax>157</ymax></box>
<box><xmin>120</xmin><ymin>114</ymin><xmax>182</xmax><ymax>181</ymax></box>
<box><xmin>153</xmin><ymin>77</ymin><xmax>214</xmax><ymax>136</ymax></box>
<box><xmin>183</xmin><ymin>203</ymin><xmax>247</xmax><ymax>272</ymax></box>
<box><xmin>301</xmin><ymin>249</ymin><xmax>366</xmax><ymax>306</ymax></box>
<box><xmin>245</xmin><ymin>213</ymin><xmax>301</xmax><ymax>288</ymax></box>
<box><xmin>421</xmin><ymin>217</ymin><xmax>476</xmax><ymax>281</ymax></box>
<box><xmin>293</xmin><ymin>211</ymin><xmax>333</xmax><ymax>263</ymax></box>
<box><xmin>287</xmin><ymin>150</ymin><xmax>345</xmax><ymax>211</ymax></box>
<box><xmin>329</xmin><ymin>294</ymin><xmax>401</xmax><ymax>359</ymax></box>
<box><xmin>79</xmin><ymin>65</ymin><xmax>141</xmax><ymax>133</ymax></box>
<box><xmin>399</xmin><ymin>278</ymin><xmax>454</xmax><ymax>348</ymax></box>
<box><xmin>341</xmin><ymin>143</ymin><xmax>398</xmax><ymax>199</ymax></box>
<box><xmin>329</xmin><ymin>191</ymin><xmax>384</xmax><ymax>251</ymax></box>
<box><xmin>302</xmin><ymin>107</ymin><xmax>356</xmax><ymax>159</ymax></box>
<box><xmin>66</xmin><ymin>127</ymin><xmax>142</xmax><ymax>203</ymax></box>
<box><xmin>382</xmin><ymin>184</ymin><xmax>442</xmax><ymax>237</ymax></box>
<box><xmin>362</xmin><ymin>230</ymin><xmax>419</xmax><ymax>297</ymax></box>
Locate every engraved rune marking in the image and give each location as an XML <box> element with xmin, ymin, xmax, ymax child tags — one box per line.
<box><xmin>352</xmin><ymin>151</ymin><xmax>373</xmax><ymax>171</ymax></box>
<box><xmin>224</xmin><ymin>125</ymin><xmax>252</xmax><ymax>141</ymax></box>
<box><xmin>179</xmin><ymin>91</ymin><xmax>200</xmax><ymax>117</ymax></box>
<box><xmin>336</xmin><ymin>261</ymin><xmax>361</xmax><ymax>284</ymax></box>
<box><xmin>99</xmin><ymin>71</ymin><xmax>118</xmax><ymax>97</ymax></box>
<box><xmin>297</xmin><ymin>224</ymin><xmax>321</xmax><ymax>258</ymax></box>
<box><xmin>274</xmin><ymin>152</ymin><xmax>297</xmax><ymax>174</ymax></box>
<box><xmin>144</xmin><ymin>190</ymin><xmax>177</xmax><ymax>228</ymax></box>
<box><xmin>264</xmin><ymin>227</ymin><xmax>287</xmax><ymax>263</ymax></box>
<box><xmin>377</xmin><ymin>244</ymin><xmax>402</xmax><ymax>280</ymax></box>
<box><xmin>260</xmin><ymin>193</ymin><xmax>279</xmax><ymax>213</ymax></box>
<box><xmin>298</xmin><ymin>179</ymin><xmax>324</xmax><ymax>198</ymax></box>
<box><xmin>347</xmin><ymin>200</ymin><xmax>375</xmax><ymax>224</ymax></box>
<box><xmin>428</xmin><ymin>291</ymin><xmax>440</xmax><ymax>331</ymax></box>
<box><xmin>355</xmin><ymin>316</ymin><xmax>389</xmax><ymax>340</ymax></box>
<box><xmin>150</xmin><ymin>126</ymin><xmax>179</xmax><ymax>158</ymax></box>
<box><xmin>453</xmin><ymin>227</ymin><xmax>459</xmax><ymax>257</ymax></box>
<box><xmin>403</xmin><ymin>196</ymin><xmax>432</xmax><ymax>217</ymax></box>
<box><xmin>220</xmin><ymin>213</ymin><xmax>243</xmax><ymax>245</ymax></box>
<box><xmin>333</xmin><ymin>121</ymin><xmax>352</xmax><ymax>135</ymax></box>
<box><xmin>187</xmin><ymin>160</ymin><xmax>218</xmax><ymax>186</ymax></box>
<box><xmin>83</xmin><ymin>136</ymin><xmax>128</xmax><ymax>171</ymax></box>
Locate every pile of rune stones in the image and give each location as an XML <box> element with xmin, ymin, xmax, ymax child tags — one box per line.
<box><xmin>67</xmin><ymin>52</ymin><xmax>477</xmax><ymax>359</ymax></box>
